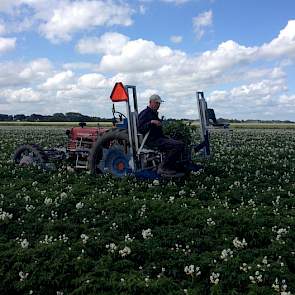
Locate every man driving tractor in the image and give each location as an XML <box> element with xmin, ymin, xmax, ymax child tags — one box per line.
<box><xmin>138</xmin><ymin>94</ymin><xmax>185</xmax><ymax>176</ymax></box>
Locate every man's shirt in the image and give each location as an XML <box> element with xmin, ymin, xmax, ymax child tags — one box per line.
<box><xmin>138</xmin><ymin>106</ymin><xmax>165</xmax><ymax>142</ymax></box>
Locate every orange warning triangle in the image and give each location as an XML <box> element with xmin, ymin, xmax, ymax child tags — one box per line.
<box><xmin>110</xmin><ymin>82</ymin><xmax>129</xmax><ymax>102</ymax></box>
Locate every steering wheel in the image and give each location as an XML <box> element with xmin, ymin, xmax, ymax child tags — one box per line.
<box><xmin>112</xmin><ymin>111</ymin><xmax>127</xmax><ymax>124</ymax></box>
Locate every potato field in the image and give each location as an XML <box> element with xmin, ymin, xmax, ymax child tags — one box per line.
<box><xmin>0</xmin><ymin>126</ymin><xmax>295</xmax><ymax>295</ymax></box>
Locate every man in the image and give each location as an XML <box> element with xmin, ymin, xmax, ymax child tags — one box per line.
<box><xmin>138</xmin><ymin>94</ymin><xmax>184</xmax><ymax>176</ymax></box>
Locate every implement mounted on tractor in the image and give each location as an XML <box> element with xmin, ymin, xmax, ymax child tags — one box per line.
<box><xmin>13</xmin><ymin>82</ymin><xmax>210</xmax><ymax>179</ymax></box>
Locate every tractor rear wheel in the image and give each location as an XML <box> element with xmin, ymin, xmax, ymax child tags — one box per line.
<box><xmin>13</xmin><ymin>144</ymin><xmax>48</xmax><ymax>169</ymax></box>
<box><xmin>88</xmin><ymin>128</ymin><xmax>132</xmax><ymax>176</ymax></box>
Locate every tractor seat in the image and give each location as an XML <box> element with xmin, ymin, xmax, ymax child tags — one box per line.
<box><xmin>137</xmin><ymin>131</ymin><xmax>160</xmax><ymax>154</ymax></box>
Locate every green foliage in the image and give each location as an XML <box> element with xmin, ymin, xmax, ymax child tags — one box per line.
<box><xmin>0</xmin><ymin>126</ymin><xmax>295</xmax><ymax>294</ymax></box>
<box><xmin>163</xmin><ymin>120</ymin><xmax>196</xmax><ymax>144</ymax></box>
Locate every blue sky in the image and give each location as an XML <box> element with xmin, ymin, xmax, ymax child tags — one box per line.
<box><xmin>0</xmin><ymin>0</ymin><xmax>294</xmax><ymax>120</ymax></box>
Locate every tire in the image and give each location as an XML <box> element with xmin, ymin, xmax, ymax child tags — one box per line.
<box><xmin>13</xmin><ymin>144</ymin><xmax>48</xmax><ymax>168</ymax></box>
<box><xmin>88</xmin><ymin>128</ymin><xmax>131</xmax><ymax>175</ymax></box>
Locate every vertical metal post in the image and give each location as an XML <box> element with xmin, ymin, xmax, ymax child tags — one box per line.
<box><xmin>125</xmin><ymin>94</ymin><xmax>135</xmax><ymax>171</ymax></box>
<box><xmin>197</xmin><ymin>91</ymin><xmax>210</xmax><ymax>157</ymax></box>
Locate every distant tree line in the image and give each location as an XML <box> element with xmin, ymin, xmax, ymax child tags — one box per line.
<box><xmin>0</xmin><ymin>113</ymin><xmax>293</xmax><ymax>123</ymax></box>
<box><xmin>0</xmin><ymin>112</ymin><xmax>113</xmax><ymax>122</ymax></box>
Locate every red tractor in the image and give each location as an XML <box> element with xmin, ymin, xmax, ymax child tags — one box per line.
<box><xmin>13</xmin><ymin>83</ymin><xmax>210</xmax><ymax>179</ymax></box>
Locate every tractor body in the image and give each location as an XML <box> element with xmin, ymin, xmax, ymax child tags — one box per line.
<box><xmin>13</xmin><ymin>82</ymin><xmax>211</xmax><ymax>179</ymax></box>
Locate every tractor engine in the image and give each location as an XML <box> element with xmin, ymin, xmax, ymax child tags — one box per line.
<box><xmin>66</xmin><ymin>123</ymin><xmax>109</xmax><ymax>169</ymax></box>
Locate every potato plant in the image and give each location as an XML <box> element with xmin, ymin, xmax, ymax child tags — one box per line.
<box><xmin>0</xmin><ymin>126</ymin><xmax>295</xmax><ymax>295</ymax></box>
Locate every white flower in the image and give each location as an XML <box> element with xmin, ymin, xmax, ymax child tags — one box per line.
<box><xmin>125</xmin><ymin>234</ymin><xmax>135</xmax><ymax>242</ymax></box>
<box><xmin>119</xmin><ymin>246</ymin><xmax>131</xmax><ymax>257</ymax></box>
<box><xmin>184</xmin><ymin>265</ymin><xmax>201</xmax><ymax>276</ymax></box>
<box><xmin>44</xmin><ymin>197</ymin><xmax>53</xmax><ymax>206</ymax></box>
<box><xmin>25</xmin><ymin>204</ymin><xmax>35</xmax><ymax>212</ymax></box>
<box><xmin>0</xmin><ymin>208</ymin><xmax>13</xmax><ymax>221</ymax></box>
<box><xmin>106</xmin><ymin>243</ymin><xmax>117</xmax><ymax>253</ymax></box>
<box><xmin>220</xmin><ymin>248</ymin><xmax>233</xmax><ymax>261</ymax></box>
<box><xmin>19</xmin><ymin>271</ymin><xmax>29</xmax><ymax>282</ymax></box>
<box><xmin>179</xmin><ymin>190</ymin><xmax>185</xmax><ymax>196</ymax></box>
<box><xmin>169</xmin><ymin>196</ymin><xmax>175</xmax><ymax>203</ymax></box>
<box><xmin>60</xmin><ymin>192</ymin><xmax>67</xmax><ymax>198</ymax></box>
<box><xmin>21</xmin><ymin>238</ymin><xmax>29</xmax><ymax>249</ymax></box>
<box><xmin>80</xmin><ymin>234</ymin><xmax>89</xmax><ymax>244</ymax></box>
<box><xmin>142</xmin><ymin>228</ymin><xmax>153</xmax><ymax>240</ymax></box>
<box><xmin>184</xmin><ymin>264</ymin><xmax>194</xmax><ymax>275</ymax></box>
<box><xmin>210</xmin><ymin>272</ymin><xmax>220</xmax><ymax>284</ymax></box>
<box><xmin>233</xmin><ymin>237</ymin><xmax>247</xmax><ymax>249</ymax></box>
<box><xmin>76</xmin><ymin>202</ymin><xmax>84</xmax><ymax>209</ymax></box>
<box><xmin>249</xmin><ymin>271</ymin><xmax>263</xmax><ymax>284</ymax></box>
<box><xmin>153</xmin><ymin>179</ymin><xmax>159</xmax><ymax>186</ymax></box>
<box><xmin>207</xmin><ymin>217</ymin><xmax>216</xmax><ymax>226</ymax></box>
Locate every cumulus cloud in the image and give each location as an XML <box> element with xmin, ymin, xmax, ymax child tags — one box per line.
<box><xmin>0</xmin><ymin>37</ymin><xmax>16</xmax><ymax>53</ymax></box>
<box><xmin>38</xmin><ymin>0</ymin><xmax>133</xmax><ymax>42</ymax></box>
<box><xmin>259</xmin><ymin>20</ymin><xmax>295</xmax><ymax>59</ymax></box>
<box><xmin>78</xmin><ymin>73</ymin><xmax>110</xmax><ymax>89</ymax></box>
<box><xmin>0</xmin><ymin>59</ymin><xmax>52</xmax><ymax>87</ymax></box>
<box><xmin>42</xmin><ymin>71</ymin><xmax>74</xmax><ymax>90</ymax></box>
<box><xmin>0</xmin><ymin>23</ymin><xmax>6</xmax><ymax>35</ymax></box>
<box><xmin>99</xmin><ymin>39</ymin><xmax>184</xmax><ymax>73</ymax></box>
<box><xmin>161</xmin><ymin>0</ymin><xmax>190</xmax><ymax>4</ymax></box>
<box><xmin>63</xmin><ymin>62</ymin><xmax>99</xmax><ymax>71</ymax></box>
<box><xmin>193</xmin><ymin>10</ymin><xmax>213</xmax><ymax>39</ymax></box>
<box><xmin>0</xmin><ymin>0</ymin><xmax>20</xmax><ymax>12</ymax></box>
<box><xmin>1</xmin><ymin>20</ymin><xmax>295</xmax><ymax>120</ymax></box>
<box><xmin>76</xmin><ymin>32</ymin><xmax>129</xmax><ymax>55</ymax></box>
<box><xmin>278</xmin><ymin>94</ymin><xmax>295</xmax><ymax>114</ymax></box>
<box><xmin>210</xmin><ymin>79</ymin><xmax>287</xmax><ymax>105</ymax></box>
<box><xmin>1</xmin><ymin>88</ymin><xmax>41</xmax><ymax>103</ymax></box>
<box><xmin>0</xmin><ymin>0</ymin><xmax>134</xmax><ymax>42</ymax></box>
<box><xmin>170</xmin><ymin>35</ymin><xmax>183</xmax><ymax>43</ymax></box>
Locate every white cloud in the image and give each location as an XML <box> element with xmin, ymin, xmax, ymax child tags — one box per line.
<box><xmin>1</xmin><ymin>20</ymin><xmax>295</xmax><ymax>120</ymax></box>
<box><xmin>19</xmin><ymin>58</ymin><xmax>53</xmax><ymax>80</ymax></box>
<box><xmin>0</xmin><ymin>37</ymin><xmax>16</xmax><ymax>53</ymax></box>
<box><xmin>76</xmin><ymin>32</ymin><xmax>129</xmax><ymax>55</ymax></box>
<box><xmin>259</xmin><ymin>20</ymin><xmax>295</xmax><ymax>59</ymax></box>
<box><xmin>279</xmin><ymin>94</ymin><xmax>295</xmax><ymax>106</ymax></box>
<box><xmin>0</xmin><ymin>0</ymin><xmax>134</xmax><ymax>42</ymax></box>
<box><xmin>170</xmin><ymin>35</ymin><xmax>183</xmax><ymax>43</ymax></box>
<box><xmin>0</xmin><ymin>0</ymin><xmax>20</xmax><ymax>12</ymax></box>
<box><xmin>0</xmin><ymin>23</ymin><xmax>6</xmax><ymax>35</ymax></box>
<box><xmin>78</xmin><ymin>73</ymin><xmax>109</xmax><ymax>89</ymax></box>
<box><xmin>0</xmin><ymin>59</ymin><xmax>52</xmax><ymax>88</ymax></box>
<box><xmin>193</xmin><ymin>10</ymin><xmax>213</xmax><ymax>39</ymax></box>
<box><xmin>211</xmin><ymin>79</ymin><xmax>286</xmax><ymax>103</ymax></box>
<box><xmin>1</xmin><ymin>88</ymin><xmax>41</xmax><ymax>103</ymax></box>
<box><xmin>63</xmin><ymin>62</ymin><xmax>99</xmax><ymax>71</ymax></box>
<box><xmin>161</xmin><ymin>0</ymin><xmax>190</xmax><ymax>4</ymax></box>
<box><xmin>42</xmin><ymin>71</ymin><xmax>74</xmax><ymax>90</ymax></box>
<box><xmin>38</xmin><ymin>1</ymin><xmax>133</xmax><ymax>42</ymax></box>
<box><xmin>99</xmin><ymin>39</ymin><xmax>183</xmax><ymax>73</ymax></box>
<box><xmin>139</xmin><ymin>5</ymin><xmax>147</xmax><ymax>14</ymax></box>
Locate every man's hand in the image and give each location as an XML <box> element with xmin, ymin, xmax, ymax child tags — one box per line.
<box><xmin>151</xmin><ymin>120</ymin><xmax>161</xmax><ymax>126</ymax></box>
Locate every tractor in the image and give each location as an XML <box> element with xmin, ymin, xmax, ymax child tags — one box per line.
<box><xmin>13</xmin><ymin>82</ymin><xmax>210</xmax><ymax>179</ymax></box>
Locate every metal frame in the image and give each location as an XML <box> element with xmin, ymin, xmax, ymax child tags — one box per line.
<box><xmin>196</xmin><ymin>91</ymin><xmax>210</xmax><ymax>157</ymax></box>
<box><xmin>124</xmin><ymin>85</ymin><xmax>139</xmax><ymax>172</ymax></box>
<box><xmin>114</xmin><ymin>85</ymin><xmax>211</xmax><ymax>173</ymax></box>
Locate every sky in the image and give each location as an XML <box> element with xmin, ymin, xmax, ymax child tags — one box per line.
<box><xmin>0</xmin><ymin>0</ymin><xmax>294</xmax><ymax>120</ymax></box>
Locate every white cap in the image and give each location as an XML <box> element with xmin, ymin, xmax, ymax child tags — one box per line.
<box><xmin>149</xmin><ymin>94</ymin><xmax>164</xmax><ymax>103</ymax></box>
